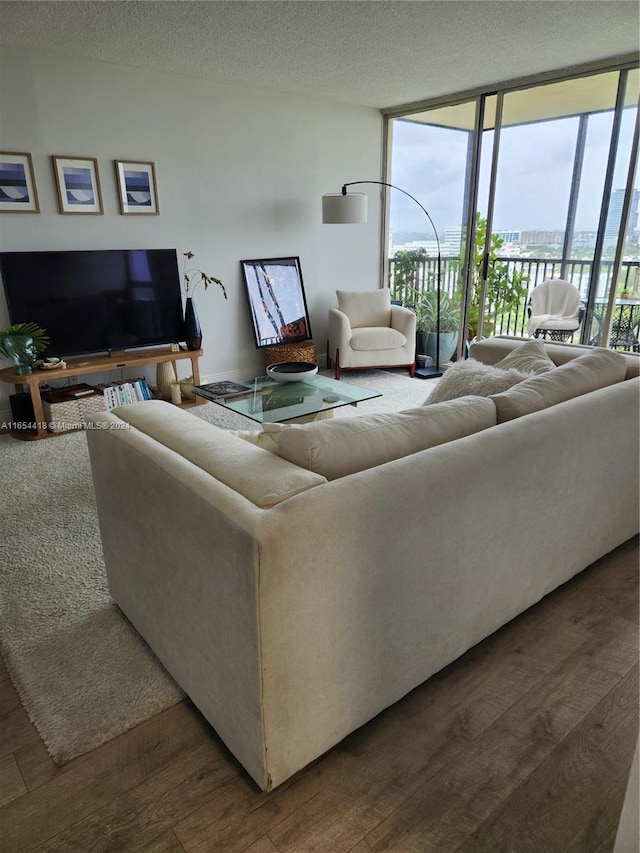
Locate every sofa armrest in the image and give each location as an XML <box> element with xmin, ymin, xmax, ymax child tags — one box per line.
<box><xmin>328</xmin><ymin>307</ymin><xmax>353</xmax><ymax>356</ymax></box>
<box><xmin>390</xmin><ymin>304</ymin><xmax>417</xmax><ymax>339</ymax></box>
<box><xmin>89</xmin><ymin>401</ymin><xmax>326</xmax><ymax>508</ymax></box>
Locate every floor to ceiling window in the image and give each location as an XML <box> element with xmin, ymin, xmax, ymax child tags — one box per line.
<box><xmin>385</xmin><ymin>58</ymin><xmax>639</xmax><ymax>354</ymax></box>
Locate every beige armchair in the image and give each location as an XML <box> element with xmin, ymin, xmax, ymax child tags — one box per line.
<box><xmin>327</xmin><ymin>288</ymin><xmax>416</xmax><ymax>379</ymax></box>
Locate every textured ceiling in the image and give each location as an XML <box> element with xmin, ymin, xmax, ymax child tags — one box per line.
<box><xmin>1</xmin><ymin>1</ymin><xmax>638</xmax><ymax>109</ymax></box>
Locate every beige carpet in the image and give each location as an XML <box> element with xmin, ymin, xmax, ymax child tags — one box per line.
<box><xmin>0</xmin><ymin>369</ymin><xmax>437</xmax><ymax>764</ymax></box>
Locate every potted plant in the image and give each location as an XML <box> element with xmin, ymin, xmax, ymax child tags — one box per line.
<box><xmin>419</xmin><ymin>289</ymin><xmax>461</xmax><ymax>363</ymax></box>
<box><xmin>460</xmin><ymin>213</ymin><xmax>529</xmax><ymax>341</ymax></box>
<box><xmin>0</xmin><ymin>322</ymin><xmax>50</xmax><ymax>374</ymax></box>
<box><xmin>403</xmin><ymin>286</ymin><xmax>461</xmax><ymax>363</ymax></box>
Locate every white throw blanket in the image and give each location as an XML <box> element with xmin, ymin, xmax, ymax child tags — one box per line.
<box><xmin>528</xmin><ymin>279</ymin><xmax>582</xmax><ymax>336</ymax></box>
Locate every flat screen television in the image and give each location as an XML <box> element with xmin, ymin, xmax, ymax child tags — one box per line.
<box><xmin>0</xmin><ymin>248</ymin><xmax>185</xmax><ymax>358</ymax></box>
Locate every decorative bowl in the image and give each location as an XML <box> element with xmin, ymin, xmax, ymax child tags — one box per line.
<box><xmin>37</xmin><ymin>358</ymin><xmax>66</xmax><ymax>370</ymax></box>
<box><xmin>266</xmin><ymin>361</ymin><xmax>318</xmax><ymax>383</ymax></box>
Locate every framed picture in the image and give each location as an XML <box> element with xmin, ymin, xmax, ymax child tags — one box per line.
<box><xmin>240</xmin><ymin>256</ymin><xmax>312</xmax><ymax>348</ymax></box>
<box><xmin>115</xmin><ymin>160</ymin><xmax>159</xmax><ymax>215</ymax></box>
<box><xmin>0</xmin><ymin>152</ymin><xmax>40</xmax><ymax>213</ymax></box>
<box><xmin>52</xmin><ymin>156</ymin><xmax>103</xmax><ymax>214</ymax></box>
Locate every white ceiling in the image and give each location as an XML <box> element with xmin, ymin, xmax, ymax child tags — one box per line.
<box><xmin>1</xmin><ymin>1</ymin><xmax>638</xmax><ymax>110</ymax></box>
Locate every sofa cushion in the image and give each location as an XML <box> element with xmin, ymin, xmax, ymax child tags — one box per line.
<box><xmin>260</xmin><ymin>397</ymin><xmax>496</xmax><ymax>480</ymax></box>
<box><xmin>494</xmin><ymin>338</ymin><xmax>555</xmax><ymax>374</ymax></box>
<box><xmin>490</xmin><ymin>347</ymin><xmax>628</xmax><ymax>422</ymax></box>
<box><xmin>424</xmin><ymin>359</ymin><xmax>530</xmax><ymax>405</ymax></box>
<box><xmin>350</xmin><ymin>326</ymin><xmax>407</xmax><ymax>351</ymax></box>
<box><xmin>110</xmin><ymin>401</ymin><xmax>327</xmax><ymax>507</ymax></box>
<box><xmin>469</xmin><ymin>336</ymin><xmax>640</xmax><ymax>381</ymax></box>
<box><xmin>337</xmin><ymin>288</ymin><xmax>392</xmax><ymax>328</ymax></box>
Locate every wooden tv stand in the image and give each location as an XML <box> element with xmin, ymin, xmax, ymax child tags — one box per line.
<box><xmin>0</xmin><ymin>346</ymin><xmax>203</xmax><ymax>440</ymax></box>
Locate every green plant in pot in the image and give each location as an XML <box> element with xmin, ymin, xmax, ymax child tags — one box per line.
<box><xmin>404</xmin><ymin>286</ymin><xmax>461</xmax><ymax>363</ymax></box>
<box><xmin>419</xmin><ymin>289</ymin><xmax>461</xmax><ymax>363</ymax></box>
<box><xmin>461</xmin><ymin>213</ymin><xmax>529</xmax><ymax>341</ymax></box>
<box><xmin>0</xmin><ymin>322</ymin><xmax>50</xmax><ymax>374</ymax></box>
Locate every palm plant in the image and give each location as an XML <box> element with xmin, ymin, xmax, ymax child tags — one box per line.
<box><xmin>0</xmin><ymin>322</ymin><xmax>50</xmax><ymax>358</ymax></box>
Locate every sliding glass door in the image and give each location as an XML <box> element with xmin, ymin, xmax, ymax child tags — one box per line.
<box><xmin>385</xmin><ymin>59</ymin><xmax>640</xmax><ymax>354</ymax></box>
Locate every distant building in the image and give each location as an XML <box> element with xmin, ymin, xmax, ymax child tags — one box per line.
<box><xmin>572</xmin><ymin>231</ymin><xmax>597</xmax><ymax>246</ymax></box>
<box><xmin>442</xmin><ymin>227</ymin><xmax>462</xmax><ymax>256</ymax></box>
<box><xmin>605</xmin><ymin>189</ymin><xmax>639</xmax><ymax>242</ymax></box>
<box><xmin>495</xmin><ymin>230</ymin><xmax>521</xmax><ymax>244</ymax></box>
<box><xmin>521</xmin><ymin>230</ymin><xmax>564</xmax><ymax>246</ymax></box>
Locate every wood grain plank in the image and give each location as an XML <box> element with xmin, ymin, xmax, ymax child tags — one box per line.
<box><xmin>181</xmin><ymin>611</ymin><xmax>591</xmax><ymax>853</ymax></box>
<box><xmin>183</xmin><ymin>664</ymin><xmax>541</xmax><ymax>853</ymax></box>
<box><xmin>0</xmin><ymin>675</ymin><xmax>22</xmax><ymax>718</ymax></box>
<box><xmin>13</xmin><ymin>738</ymin><xmax>62</xmax><ymax>791</ymax></box>
<box><xmin>0</xmin><ymin>753</ymin><xmax>27</xmax><ymax>808</ymax></box>
<box><xmin>35</xmin><ymin>741</ymin><xmax>238</xmax><ymax>852</ymax></box>
<box><xmin>346</xmin><ymin>843</ymin><xmax>374</xmax><ymax>853</ymax></box>
<box><xmin>505</xmin><ymin>617</ymin><xmax>638</xmax><ymax>741</ymax></box>
<box><xmin>0</xmin><ymin>706</ymin><xmax>40</xmax><ymax>760</ymax></box>
<box><xmin>453</xmin><ymin>666</ymin><xmax>638</xmax><ymax>852</ymax></box>
<box><xmin>261</xmin><ymin>614</ymin><xmax>595</xmax><ymax>853</ymax></box>
<box><xmin>0</xmin><ymin>700</ymin><xmax>211</xmax><ymax>853</ymax></box>
<box><xmin>134</xmin><ymin>829</ymin><xmax>187</xmax><ymax>852</ymax></box>
<box><xmin>14</xmin><ymin>724</ymin><xmax>114</xmax><ymax>793</ymax></box>
<box><xmin>182</xmin><ymin>772</ymin><xmax>326</xmax><ymax>853</ymax></box>
<box><xmin>245</xmin><ymin>838</ymin><xmax>281</xmax><ymax>853</ymax></box>
<box><xmin>564</xmin><ymin>772</ymin><xmax>635</xmax><ymax>853</ymax></box>
<box><xmin>364</xmin><ymin>617</ymin><xmax>638</xmax><ymax>853</ymax></box>
<box><xmin>546</xmin><ymin>536</ymin><xmax>639</xmax><ymax>630</ymax></box>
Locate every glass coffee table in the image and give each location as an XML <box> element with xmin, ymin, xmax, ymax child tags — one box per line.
<box><xmin>193</xmin><ymin>373</ymin><xmax>381</xmax><ymax>424</ymax></box>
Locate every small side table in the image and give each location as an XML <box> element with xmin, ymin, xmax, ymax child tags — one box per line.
<box><xmin>264</xmin><ymin>341</ymin><xmax>317</xmax><ymax>366</ymax></box>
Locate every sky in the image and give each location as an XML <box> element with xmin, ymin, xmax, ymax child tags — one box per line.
<box><xmin>389</xmin><ymin>107</ymin><xmax>639</xmax><ymax>239</ymax></box>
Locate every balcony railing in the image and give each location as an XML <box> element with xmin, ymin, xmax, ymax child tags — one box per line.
<box><xmin>388</xmin><ymin>255</ymin><xmax>640</xmax><ymax>351</ymax></box>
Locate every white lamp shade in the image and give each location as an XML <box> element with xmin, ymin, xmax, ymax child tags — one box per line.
<box><xmin>322</xmin><ymin>192</ymin><xmax>368</xmax><ymax>224</ymax></box>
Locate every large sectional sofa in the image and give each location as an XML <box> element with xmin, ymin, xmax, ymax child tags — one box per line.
<box><xmin>86</xmin><ymin>337</ymin><xmax>639</xmax><ymax>791</ymax></box>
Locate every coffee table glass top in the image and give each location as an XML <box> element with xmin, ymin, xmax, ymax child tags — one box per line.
<box><xmin>193</xmin><ymin>373</ymin><xmax>381</xmax><ymax>423</ymax></box>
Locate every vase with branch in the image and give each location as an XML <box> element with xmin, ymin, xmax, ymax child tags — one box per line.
<box><xmin>182</xmin><ymin>251</ymin><xmax>227</xmax><ymax>351</ymax></box>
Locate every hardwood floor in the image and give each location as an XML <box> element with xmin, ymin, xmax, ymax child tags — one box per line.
<box><xmin>1</xmin><ymin>537</ymin><xmax>638</xmax><ymax>853</ymax></box>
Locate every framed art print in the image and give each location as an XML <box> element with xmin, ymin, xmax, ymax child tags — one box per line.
<box><xmin>115</xmin><ymin>160</ymin><xmax>159</xmax><ymax>215</ymax></box>
<box><xmin>52</xmin><ymin>156</ymin><xmax>103</xmax><ymax>214</ymax></box>
<box><xmin>240</xmin><ymin>257</ymin><xmax>312</xmax><ymax>348</ymax></box>
<box><xmin>0</xmin><ymin>152</ymin><xmax>40</xmax><ymax>213</ymax></box>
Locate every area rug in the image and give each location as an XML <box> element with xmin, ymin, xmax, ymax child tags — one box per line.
<box><xmin>0</xmin><ymin>369</ymin><xmax>437</xmax><ymax>764</ymax></box>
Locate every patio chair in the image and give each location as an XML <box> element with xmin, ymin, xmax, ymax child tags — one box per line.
<box><xmin>327</xmin><ymin>288</ymin><xmax>416</xmax><ymax>379</ymax></box>
<box><xmin>527</xmin><ymin>279</ymin><xmax>585</xmax><ymax>341</ymax></box>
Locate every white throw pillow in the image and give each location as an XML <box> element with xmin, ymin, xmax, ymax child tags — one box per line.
<box><xmin>424</xmin><ymin>359</ymin><xmax>529</xmax><ymax>405</ymax></box>
<box><xmin>494</xmin><ymin>339</ymin><xmax>555</xmax><ymax>374</ymax></box>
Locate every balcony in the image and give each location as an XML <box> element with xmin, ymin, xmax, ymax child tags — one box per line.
<box><xmin>388</xmin><ymin>256</ymin><xmax>640</xmax><ymax>352</ymax></box>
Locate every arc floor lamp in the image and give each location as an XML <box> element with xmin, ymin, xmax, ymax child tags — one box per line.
<box><xmin>322</xmin><ymin>181</ymin><xmax>443</xmax><ymax>379</ymax></box>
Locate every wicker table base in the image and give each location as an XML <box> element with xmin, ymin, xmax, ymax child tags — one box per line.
<box><xmin>264</xmin><ymin>341</ymin><xmax>317</xmax><ymax>366</ymax></box>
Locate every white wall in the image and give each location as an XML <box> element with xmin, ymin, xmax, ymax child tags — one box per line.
<box><xmin>0</xmin><ymin>47</ymin><xmax>382</xmax><ymax>416</ymax></box>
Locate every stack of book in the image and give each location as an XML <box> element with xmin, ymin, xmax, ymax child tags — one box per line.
<box><xmin>98</xmin><ymin>379</ymin><xmax>154</xmax><ymax>411</ymax></box>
